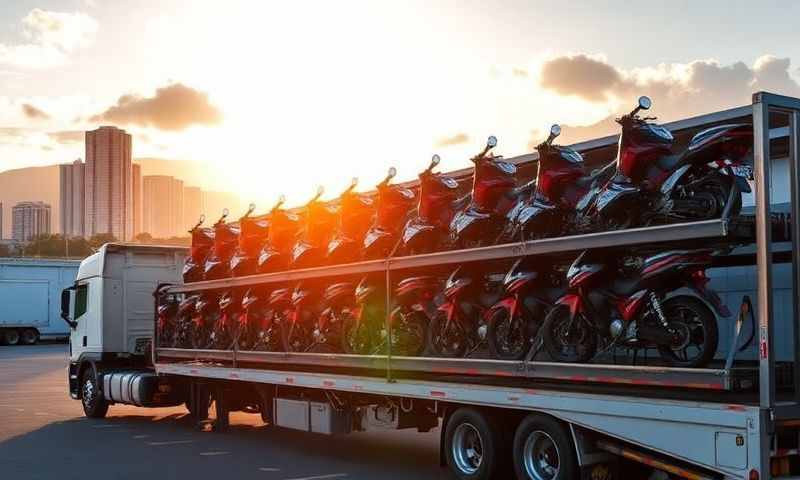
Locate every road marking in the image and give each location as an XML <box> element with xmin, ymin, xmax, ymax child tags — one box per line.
<box><xmin>282</xmin><ymin>475</ymin><xmax>348</xmax><ymax>480</ymax></box>
<box><xmin>200</xmin><ymin>451</ymin><xmax>230</xmax><ymax>456</ymax></box>
<box><xmin>259</xmin><ymin>467</ymin><xmax>280</xmax><ymax>472</ymax></box>
<box><xmin>147</xmin><ymin>440</ymin><xmax>194</xmax><ymax>446</ymax></box>
<box><xmin>132</xmin><ymin>434</ymin><xmax>149</xmax><ymax>439</ymax></box>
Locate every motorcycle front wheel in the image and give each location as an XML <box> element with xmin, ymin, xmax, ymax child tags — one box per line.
<box><xmin>426</xmin><ymin>312</ymin><xmax>468</xmax><ymax>357</ymax></box>
<box><xmin>541</xmin><ymin>305</ymin><xmax>597</xmax><ymax>363</ymax></box>
<box><xmin>389</xmin><ymin>310</ymin><xmax>428</xmax><ymax>357</ymax></box>
<box><xmin>656</xmin><ymin>296</ymin><xmax>719</xmax><ymax>368</ymax></box>
<box><xmin>342</xmin><ymin>312</ymin><xmax>372</xmax><ymax>354</ymax></box>
<box><xmin>281</xmin><ymin>320</ymin><xmax>313</xmax><ymax>353</ymax></box>
<box><xmin>486</xmin><ymin>306</ymin><xmax>533</xmax><ymax>361</ymax></box>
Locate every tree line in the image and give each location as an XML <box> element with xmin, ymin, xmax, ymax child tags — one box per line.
<box><xmin>0</xmin><ymin>233</ymin><xmax>190</xmax><ymax>259</ymax></box>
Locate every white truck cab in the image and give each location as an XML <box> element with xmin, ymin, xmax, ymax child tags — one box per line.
<box><xmin>62</xmin><ymin>243</ymin><xmax>186</xmax><ymax>415</ymax></box>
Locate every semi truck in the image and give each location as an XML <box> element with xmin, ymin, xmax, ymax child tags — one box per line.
<box><xmin>63</xmin><ymin>92</ymin><xmax>800</xmax><ymax>479</ymax></box>
<box><xmin>0</xmin><ymin>257</ymin><xmax>80</xmax><ymax>345</ymax></box>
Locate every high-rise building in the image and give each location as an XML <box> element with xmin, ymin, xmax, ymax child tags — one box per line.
<box><xmin>84</xmin><ymin>126</ymin><xmax>133</xmax><ymax>240</ymax></box>
<box><xmin>59</xmin><ymin>159</ymin><xmax>85</xmax><ymax>237</ymax></box>
<box><xmin>143</xmin><ymin>175</ymin><xmax>184</xmax><ymax>238</ymax></box>
<box><xmin>12</xmin><ymin>201</ymin><xmax>51</xmax><ymax>241</ymax></box>
<box><xmin>183</xmin><ymin>186</ymin><xmax>202</xmax><ymax>231</ymax></box>
<box><xmin>132</xmin><ymin>163</ymin><xmax>142</xmax><ymax>237</ymax></box>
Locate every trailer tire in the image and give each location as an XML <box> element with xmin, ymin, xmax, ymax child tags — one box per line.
<box><xmin>2</xmin><ymin>329</ymin><xmax>20</xmax><ymax>345</ymax></box>
<box><xmin>513</xmin><ymin>414</ymin><xmax>577</xmax><ymax>480</ymax></box>
<box><xmin>81</xmin><ymin>368</ymin><xmax>109</xmax><ymax>418</ymax></box>
<box><xmin>444</xmin><ymin>407</ymin><xmax>511</xmax><ymax>480</ymax></box>
<box><xmin>20</xmin><ymin>329</ymin><xmax>39</xmax><ymax>345</ymax></box>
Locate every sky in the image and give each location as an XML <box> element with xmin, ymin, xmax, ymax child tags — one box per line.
<box><xmin>1</xmin><ymin>0</ymin><xmax>800</xmax><ymax>210</ymax></box>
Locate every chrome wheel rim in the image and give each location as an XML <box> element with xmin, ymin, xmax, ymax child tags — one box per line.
<box><xmin>452</xmin><ymin>423</ymin><xmax>483</xmax><ymax>475</ymax></box>
<box><xmin>82</xmin><ymin>377</ymin><xmax>96</xmax><ymax>410</ymax></box>
<box><xmin>523</xmin><ymin>430</ymin><xmax>560</xmax><ymax>480</ymax></box>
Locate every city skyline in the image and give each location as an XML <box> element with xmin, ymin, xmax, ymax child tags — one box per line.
<box><xmin>11</xmin><ymin>201</ymin><xmax>51</xmax><ymax>241</ymax></box>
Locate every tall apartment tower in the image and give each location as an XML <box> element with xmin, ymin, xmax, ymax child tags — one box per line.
<box><xmin>183</xmin><ymin>186</ymin><xmax>203</xmax><ymax>232</ymax></box>
<box><xmin>132</xmin><ymin>163</ymin><xmax>142</xmax><ymax>237</ymax></box>
<box><xmin>143</xmin><ymin>175</ymin><xmax>184</xmax><ymax>238</ymax></box>
<box><xmin>59</xmin><ymin>159</ymin><xmax>85</xmax><ymax>237</ymax></box>
<box><xmin>12</xmin><ymin>201</ymin><xmax>51</xmax><ymax>241</ymax></box>
<box><xmin>84</xmin><ymin>126</ymin><xmax>133</xmax><ymax>240</ymax></box>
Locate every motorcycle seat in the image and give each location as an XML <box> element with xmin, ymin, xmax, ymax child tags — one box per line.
<box><xmin>657</xmin><ymin>153</ymin><xmax>684</xmax><ymax>172</ymax></box>
<box><xmin>611</xmin><ymin>277</ymin><xmax>641</xmax><ymax>296</ymax></box>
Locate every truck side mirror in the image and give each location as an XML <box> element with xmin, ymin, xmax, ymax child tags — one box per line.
<box><xmin>61</xmin><ymin>288</ymin><xmax>77</xmax><ymax>329</ymax></box>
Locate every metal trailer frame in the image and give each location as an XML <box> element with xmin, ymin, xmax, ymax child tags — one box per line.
<box><xmin>154</xmin><ymin>92</ymin><xmax>800</xmax><ymax>479</ymax></box>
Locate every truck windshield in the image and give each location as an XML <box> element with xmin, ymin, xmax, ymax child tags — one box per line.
<box><xmin>75</xmin><ymin>284</ymin><xmax>88</xmax><ymax>319</ymax></box>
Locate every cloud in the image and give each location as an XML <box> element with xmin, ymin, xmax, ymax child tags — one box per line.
<box><xmin>537</xmin><ymin>53</ymin><xmax>800</xmax><ymax>123</ymax></box>
<box><xmin>22</xmin><ymin>103</ymin><xmax>50</xmax><ymax>119</ymax></box>
<box><xmin>0</xmin><ymin>9</ymin><xmax>98</xmax><ymax>68</ymax></box>
<box><xmin>47</xmin><ymin>130</ymin><xmax>84</xmax><ymax>144</ymax></box>
<box><xmin>436</xmin><ymin>133</ymin><xmax>470</xmax><ymax>147</ymax></box>
<box><xmin>90</xmin><ymin>83</ymin><xmax>222</xmax><ymax>131</ymax></box>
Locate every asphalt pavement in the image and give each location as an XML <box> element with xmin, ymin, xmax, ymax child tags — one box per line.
<box><xmin>0</xmin><ymin>344</ymin><xmax>444</xmax><ymax>480</ymax></box>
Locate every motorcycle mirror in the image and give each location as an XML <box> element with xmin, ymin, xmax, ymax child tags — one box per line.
<box><xmin>198</xmin><ymin>214</ymin><xmax>206</xmax><ymax>224</ymax></box>
<box><xmin>278</xmin><ymin>194</ymin><xmax>286</xmax><ymax>204</ymax></box>
<box><xmin>316</xmin><ymin>185</ymin><xmax>324</xmax><ymax>196</ymax></box>
<box><xmin>486</xmin><ymin>135</ymin><xmax>497</xmax><ymax>148</ymax></box>
<box><xmin>351</xmin><ymin>177</ymin><xmax>358</xmax><ymax>187</ymax></box>
<box><xmin>550</xmin><ymin>124</ymin><xmax>561</xmax><ymax>137</ymax></box>
<box><xmin>222</xmin><ymin>208</ymin><xmax>229</xmax><ymax>218</ymax></box>
<box><xmin>431</xmin><ymin>154</ymin><xmax>441</xmax><ymax>168</ymax></box>
<box><xmin>387</xmin><ymin>166</ymin><xmax>397</xmax><ymax>179</ymax></box>
<box><xmin>638</xmin><ymin>96</ymin><xmax>652</xmax><ymax>110</ymax></box>
<box><xmin>247</xmin><ymin>202</ymin><xmax>256</xmax><ymax>215</ymax></box>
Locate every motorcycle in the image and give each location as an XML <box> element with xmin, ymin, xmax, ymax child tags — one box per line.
<box><xmin>257</xmin><ymin>195</ymin><xmax>301</xmax><ymax>273</ymax></box>
<box><xmin>312</xmin><ymin>281</ymin><xmax>356</xmax><ymax>352</ymax></box>
<box><xmin>192</xmin><ymin>292</ymin><xmax>220</xmax><ymax>350</ymax></box>
<box><xmin>327</xmin><ymin>178</ymin><xmax>375</xmax><ymax>264</ymax></box>
<box><xmin>291</xmin><ymin>186</ymin><xmax>338</xmax><ymax>268</ymax></box>
<box><xmin>231</xmin><ymin>203</ymin><xmax>270</xmax><ymax>277</ymax></box>
<box><xmin>505</xmin><ymin>124</ymin><xmax>615</xmax><ymax>240</ymax></box>
<box><xmin>592</xmin><ymin>96</ymin><xmax>753</xmax><ymax>229</ymax></box>
<box><xmin>156</xmin><ymin>295</ymin><xmax>179</xmax><ymax>347</ymax></box>
<box><xmin>340</xmin><ymin>276</ymin><xmax>432</xmax><ymax>356</ymax></box>
<box><xmin>209</xmin><ymin>290</ymin><xmax>241</xmax><ymax>350</ymax></box>
<box><xmin>362</xmin><ymin>167</ymin><xmax>416</xmax><ymax>260</ymax></box>
<box><xmin>427</xmin><ymin>267</ymin><xmax>503</xmax><ymax>357</ymax></box>
<box><xmin>239</xmin><ymin>286</ymin><xmax>292</xmax><ymax>351</ymax></box>
<box><xmin>173</xmin><ymin>294</ymin><xmax>199</xmax><ymax>349</ymax></box>
<box><xmin>204</xmin><ymin>209</ymin><xmax>240</xmax><ymax>280</ymax></box>
<box><xmin>281</xmin><ymin>282</ymin><xmax>321</xmax><ymax>352</ymax></box>
<box><xmin>541</xmin><ymin>248</ymin><xmax>729</xmax><ymax>367</ymax></box>
<box><xmin>182</xmin><ymin>215</ymin><xmax>214</xmax><ymax>283</ymax></box>
<box><xmin>450</xmin><ymin>136</ymin><xmax>536</xmax><ymax>247</ymax></box>
<box><xmin>401</xmin><ymin>154</ymin><xmax>469</xmax><ymax>254</ymax></box>
<box><xmin>485</xmin><ymin>257</ymin><xmax>566</xmax><ymax>360</ymax></box>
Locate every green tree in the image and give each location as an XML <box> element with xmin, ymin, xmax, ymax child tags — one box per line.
<box><xmin>88</xmin><ymin>233</ymin><xmax>118</xmax><ymax>249</ymax></box>
<box><xmin>134</xmin><ymin>232</ymin><xmax>154</xmax><ymax>244</ymax></box>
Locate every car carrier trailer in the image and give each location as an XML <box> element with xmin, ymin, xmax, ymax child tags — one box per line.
<box><xmin>63</xmin><ymin>92</ymin><xmax>800</xmax><ymax>479</ymax></box>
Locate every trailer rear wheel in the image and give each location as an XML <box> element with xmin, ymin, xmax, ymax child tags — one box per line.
<box><xmin>20</xmin><ymin>329</ymin><xmax>38</xmax><ymax>345</ymax></box>
<box><xmin>444</xmin><ymin>407</ymin><xmax>510</xmax><ymax>480</ymax></box>
<box><xmin>2</xmin><ymin>329</ymin><xmax>20</xmax><ymax>345</ymax></box>
<box><xmin>81</xmin><ymin>369</ymin><xmax>109</xmax><ymax>418</ymax></box>
<box><xmin>513</xmin><ymin>414</ymin><xmax>577</xmax><ymax>480</ymax></box>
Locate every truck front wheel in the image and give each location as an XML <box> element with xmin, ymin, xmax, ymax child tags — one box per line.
<box><xmin>81</xmin><ymin>369</ymin><xmax>109</xmax><ymax>418</ymax></box>
<box><xmin>444</xmin><ymin>407</ymin><xmax>511</xmax><ymax>480</ymax></box>
<box><xmin>513</xmin><ymin>414</ymin><xmax>577</xmax><ymax>480</ymax></box>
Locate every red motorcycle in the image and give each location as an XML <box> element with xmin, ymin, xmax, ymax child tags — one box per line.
<box><xmin>183</xmin><ymin>216</ymin><xmax>214</xmax><ymax>283</ymax></box>
<box><xmin>204</xmin><ymin>209</ymin><xmax>240</xmax><ymax>280</ymax></box>
<box><xmin>291</xmin><ymin>187</ymin><xmax>338</xmax><ymax>268</ymax></box>
<box><xmin>156</xmin><ymin>295</ymin><xmax>179</xmax><ymax>348</ymax></box>
<box><xmin>313</xmin><ymin>281</ymin><xmax>356</xmax><ymax>352</ymax></box>
<box><xmin>541</xmin><ymin>248</ymin><xmax>729</xmax><ymax>367</ymax></box>
<box><xmin>257</xmin><ymin>195</ymin><xmax>301</xmax><ymax>273</ymax></box>
<box><xmin>231</xmin><ymin>204</ymin><xmax>269</xmax><ymax>277</ymax></box>
<box><xmin>281</xmin><ymin>282</ymin><xmax>321</xmax><ymax>352</ymax></box>
<box><xmin>209</xmin><ymin>290</ymin><xmax>241</xmax><ymax>350</ymax></box>
<box><xmin>485</xmin><ymin>257</ymin><xmax>565</xmax><ymax>360</ymax></box>
<box><xmin>450</xmin><ymin>136</ymin><xmax>535</xmax><ymax>247</ymax></box>
<box><xmin>401</xmin><ymin>155</ymin><xmax>469</xmax><ymax>254</ymax></box>
<box><xmin>327</xmin><ymin>178</ymin><xmax>375</xmax><ymax>265</ymax></box>
<box><xmin>427</xmin><ymin>267</ymin><xmax>502</xmax><ymax>357</ymax></box>
<box><xmin>241</xmin><ymin>286</ymin><xmax>292</xmax><ymax>351</ymax></box>
<box><xmin>174</xmin><ymin>294</ymin><xmax>199</xmax><ymax>349</ymax></box>
<box><xmin>505</xmin><ymin>124</ymin><xmax>614</xmax><ymax>239</ymax></box>
<box><xmin>362</xmin><ymin>167</ymin><xmax>416</xmax><ymax>260</ymax></box>
<box><xmin>592</xmin><ymin>96</ymin><xmax>752</xmax><ymax>229</ymax></box>
<box><xmin>191</xmin><ymin>292</ymin><xmax>220</xmax><ymax>350</ymax></box>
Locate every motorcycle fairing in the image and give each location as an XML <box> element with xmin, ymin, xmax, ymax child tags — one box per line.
<box><xmin>450</xmin><ymin>205</ymin><xmax>492</xmax><ymax>238</ymax></box>
<box><xmin>401</xmin><ymin>216</ymin><xmax>437</xmax><ymax>249</ymax></box>
<box><xmin>555</xmin><ymin>293</ymin><xmax>583</xmax><ymax>318</ymax></box>
<box><xmin>516</xmin><ymin>194</ymin><xmax>557</xmax><ymax>227</ymax></box>
<box><xmin>618</xmin><ymin>289</ymin><xmax>648</xmax><ymax>322</ymax></box>
<box><xmin>594</xmin><ymin>177</ymin><xmax>639</xmax><ymax>215</ymax></box>
<box><xmin>688</xmin><ymin>270</ymin><xmax>732</xmax><ymax>317</ymax></box>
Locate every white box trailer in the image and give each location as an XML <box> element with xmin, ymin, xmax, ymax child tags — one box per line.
<box><xmin>63</xmin><ymin>92</ymin><xmax>800</xmax><ymax>479</ymax></box>
<box><xmin>0</xmin><ymin>257</ymin><xmax>80</xmax><ymax>345</ymax></box>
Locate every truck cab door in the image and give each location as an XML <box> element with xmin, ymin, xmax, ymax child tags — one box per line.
<box><xmin>67</xmin><ymin>282</ymin><xmax>93</xmax><ymax>359</ymax></box>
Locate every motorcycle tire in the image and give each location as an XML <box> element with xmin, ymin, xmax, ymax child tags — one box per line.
<box><xmin>656</xmin><ymin>296</ymin><xmax>719</xmax><ymax>368</ymax></box>
<box><xmin>342</xmin><ymin>312</ymin><xmax>372</xmax><ymax>355</ymax></box>
<box><xmin>486</xmin><ymin>306</ymin><xmax>533</xmax><ymax>361</ymax></box>
<box><xmin>389</xmin><ymin>309</ymin><xmax>428</xmax><ymax>357</ymax></box>
<box><xmin>426</xmin><ymin>311</ymin><xmax>468</xmax><ymax>358</ymax></box>
<box><xmin>541</xmin><ymin>305</ymin><xmax>596</xmax><ymax>363</ymax></box>
<box><xmin>281</xmin><ymin>319</ymin><xmax>312</xmax><ymax>353</ymax></box>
